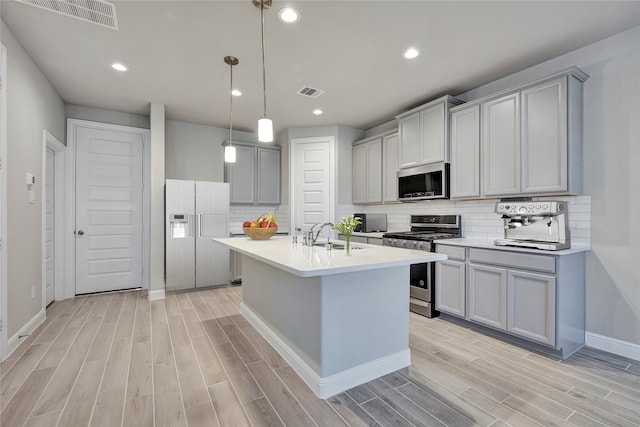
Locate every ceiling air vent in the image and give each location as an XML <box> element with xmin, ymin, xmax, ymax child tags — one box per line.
<box><xmin>15</xmin><ymin>0</ymin><xmax>118</xmax><ymax>30</ymax></box>
<box><xmin>297</xmin><ymin>86</ymin><xmax>325</xmax><ymax>99</ymax></box>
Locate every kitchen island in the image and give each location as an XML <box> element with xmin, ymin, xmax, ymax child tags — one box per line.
<box><xmin>213</xmin><ymin>236</ymin><xmax>447</xmax><ymax>398</ymax></box>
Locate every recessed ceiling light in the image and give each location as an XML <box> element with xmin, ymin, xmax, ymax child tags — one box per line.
<box><xmin>111</xmin><ymin>62</ymin><xmax>128</xmax><ymax>71</ymax></box>
<box><xmin>403</xmin><ymin>48</ymin><xmax>419</xmax><ymax>59</ymax></box>
<box><xmin>231</xmin><ymin>89</ymin><xmax>242</xmax><ymax>97</ymax></box>
<box><xmin>313</xmin><ymin>109</ymin><xmax>323</xmax><ymax>115</ymax></box>
<box><xmin>278</xmin><ymin>8</ymin><xmax>300</xmax><ymax>23</ymax></box>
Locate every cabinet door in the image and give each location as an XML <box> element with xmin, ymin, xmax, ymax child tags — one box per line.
<box><xmin>366</xmin><ymin>138</ymin><xmax>383</xmax><ymax>203</ymax></box>
<box><xmin>352</xmin><ymin>144</ymin><xmax>367</xmax><ymax>204</ymax></box>
<box><xmin>256</xmin><ymin>147</ymin><xmax>281</xmax><ymax>204</ymax></box>
<box><xmin>420</xmin><ymin>102</ymin><xmax>446</xmax><ymax>164</ymax></box>
<box><xmin>435</xmin><ymin>259</ymin><xmax>466</xmax><ymax>318</ymax></box>
<box><xmin>507</xmin><ymin>270</ymin><xmax>556</xmax><ymax>346</ymax></box>
<box><xmin>382</xmin><ymin>133</ymin><xmax>399</xmax><ymax>202</ymax></box>
<box><xmin>228</xmin><ymin>145</ymin><xmax>256</xmax><ymax>204</ymax></box>
<box><xmin>398</xmin><ymin>113</ymin><xmax>420</xmax><ymax>168</ymax></box>
<box><xmin>521</xmin><ymin>78</ymin><xmax>567</xmax><ymax>194</ymax></box>
<box><xmin>483</xmin><ymin>93</ymin><xmax>520</xmax><ymax>196</ymax></box>
<box><xmin>468</xmin><ymin>264</ymin><xmax>507</xmax><ymax>330</ymax></box>
<box><xmin>450</xmin><ymin>105</ymin><xmax>481</xmax><ymax>199</ymax></box>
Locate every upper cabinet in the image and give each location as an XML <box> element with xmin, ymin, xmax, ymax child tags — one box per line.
<box><xmin>396</xmin><ymin>95</ymin><xmax>463</xmax><ymax>169</ymax></box>
<box><xmin>450</xmin><ymin>67</ymin><xmax>587</xmax><ymax>200</ymax></box>
<box><xmin>450</xmin><ymin>105</ymin><xmax>481</xmax><ymax>199</ymax></box>
<box><xmin>382</xmin><ymin>132</ymin><xmax>400</xmax><ymax>203</ymax></box>
<box><xmin>352</xmin><ymin>130</ymin><xmax>399</xmax><ymax>205</ymax></box>
<box><xmin>352</xmin><ymin>135</ymin><xmax>383</xmax><ymax>204</ymax></box>
<box><xmin>224</xmin><ymin>142</ymin><xmax>281</xmax><ymax>205</ymax></box>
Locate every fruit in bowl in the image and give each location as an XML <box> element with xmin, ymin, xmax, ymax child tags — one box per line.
<box><xmin>243</xmin><ymin>213</ymin><xmax>278</xmax><ymax>239</ymax></box>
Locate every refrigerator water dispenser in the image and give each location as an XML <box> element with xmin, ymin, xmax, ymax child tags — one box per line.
<box><xmin>170</xmin><ymin>214</ymin><xmax>189</xmax><ymax>238</ymax></box>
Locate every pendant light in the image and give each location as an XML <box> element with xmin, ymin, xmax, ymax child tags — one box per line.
<box><xmin>224</xmin><ymin>56</ymin><xmax>238</xmax><ymax>163</ymax></box>
<box><xmin>253</xmin><ymin>0</ymin><xmax>274</xmax><ymax>142</ymax></box>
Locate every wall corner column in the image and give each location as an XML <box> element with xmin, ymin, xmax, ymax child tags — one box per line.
<box><xmin>149</xmin><ymin>103</ymin><xmax>165</xmax><ymax>300</ymax></box>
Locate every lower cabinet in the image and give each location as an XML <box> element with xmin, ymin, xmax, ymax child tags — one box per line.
<box><xmin>468</xmin><ymin>264</ymin><xmax>507</xmax><ymax>330</ymax></box>
<box><xmin>436</xmin><ymin>260</ymin><xmax>466</xmax><ymax>317</ymax></box>
<box><xmin>507</xmin><ymin>270</ymin><xmax>556</xmax><ymax>346</ymax></box>
<box><xmin>435</xmin><ymin>245</ymin><xmax>466</xmax><ymax>318</ymax></box>
<box><xmin>340</xmin><ymin>235</ymin><xmax>382</xmax><ymax>245</ymax></box>
<box><xmin>435</xmin><ymin>244</ymin><xmax>584</xmax><ymax>358</ymax></box>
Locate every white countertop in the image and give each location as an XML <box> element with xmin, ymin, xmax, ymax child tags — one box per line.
<box><xmin>434</xmin><ymin>238</ymin><xmax>590</xmax><ymax>255</ymax></box>
<box><xmin>213</xmin><ymin>236</ymin><xmax>447</xmax><ymax>277</ymax></box>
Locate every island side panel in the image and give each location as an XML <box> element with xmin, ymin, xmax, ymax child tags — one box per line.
<box><xmin>320</xmin><ymin>266</ymin><xmax>410</xmax><ymax>377</ymax></box>
<box><xmin>241</xmin><ymin>255</ymin><xmax>323</xmax><ymax>375</ymax></box>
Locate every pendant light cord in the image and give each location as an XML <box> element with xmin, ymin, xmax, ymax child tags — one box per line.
<box><xmin>229</xmin><ymin>61</ymin><xmax>233</xmax><ymax>146</ymax></box>
<box><xmin>261</xmin><ymin>2</ymin><xmax>267</xmax><ymax>118</ymax></box>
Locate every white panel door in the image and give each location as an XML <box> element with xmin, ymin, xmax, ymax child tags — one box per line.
<box><xmin>45</xmin><ymin>147</ymin><xmax>55</xmax><ymax>305</ymax></box>
<box><xmin>75</xmin><ymin>126</ymin><xmax>144</xmax><ymax>294</ymax></box>
<box><xmin>294</xmin><ymin>140</ymin><xmax>332</xmax><ymax>232</ymax></box>
<box><xmin>195</xmin><ymin>181</ymin><xmax>229</xmax><ymax>288</ymax></box>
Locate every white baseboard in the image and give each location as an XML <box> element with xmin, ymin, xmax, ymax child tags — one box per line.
<box><xmin>148</xmin><ymin>289</ymin><xmax>165</xmax><ymax>301</ymax></box>
<box><xmin>6</xmin><ymin>308</ymin><xmax>46</xmax><ymax>358</ymax></box>
<box><xmin>586</xmin><ymin>332</ymin><xmax>640</xmax><ymax>362</ymax></box>
<box><xmin>241</xmin><ymin>303</ymin><xmax>411</xmax><ymax>398</ymax></box>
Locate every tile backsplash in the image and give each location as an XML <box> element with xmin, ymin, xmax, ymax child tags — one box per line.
<box><xmin>338</xmin><ymin>195</ymin><xmax>591</xmax><ymax>247</ymax></box>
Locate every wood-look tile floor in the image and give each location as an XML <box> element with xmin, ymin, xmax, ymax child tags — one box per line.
<box><xmin>1</xmin><ymin>287</ymin><xmax>639</xmax><ymax>427</ymax></box>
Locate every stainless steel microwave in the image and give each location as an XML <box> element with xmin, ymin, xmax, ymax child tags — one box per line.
<box><xmin>397</xmin><ymin>163</ymin><xmax>449</xmax><ymax>201</ymax></box>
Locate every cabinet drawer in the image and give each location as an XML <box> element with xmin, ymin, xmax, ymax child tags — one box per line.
<box><xmin>367</xmin><ymin>238</ymin><xmax>383</xmax><ymax>246</ymax></box>
<box><xmin>469</xmin><ymin>248</ymin><xmax>555</xmax><ymax>274</ymax></box>
<box><xmin>435</xmin><ymin>244</ymin><xmax>466</xmax><ymax>261</ymax></box>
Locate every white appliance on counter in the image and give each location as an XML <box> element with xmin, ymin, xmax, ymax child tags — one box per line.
<box><xmin>165</xmin><ymin>179</ymin><xmax>230</xmax><ymax>291</ymax></box>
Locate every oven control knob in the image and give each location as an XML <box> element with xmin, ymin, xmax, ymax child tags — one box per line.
<box><xmin>418</xmin><ymin>242</ymin><xmax>424</xmax><ymax>249</ymax></box>
<box><xmin>419</xmin><ymin>280</ymin><xmax>425</xmax><ymax>287</ymax></box>
<box><xmin>518</xmin><ymin>206</ymin><xmax>527</xmax><ymax>213</ymax></box>
<box><xmin>401</xmin><ymin>241</ymin><xmax>406</xmax><ymax>247</ymax></box>
<box><xmin>412</xmin><ymin>241</ymin><xmax>418</xmax><ymax>248</ymax></box>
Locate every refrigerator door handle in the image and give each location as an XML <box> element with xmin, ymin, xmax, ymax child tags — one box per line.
<box><xmin>190</xmin><ymin>214</ymin><xmax>196</xmax><ymax>237</ymax></box>
<box><xmin>195</xmin><ymin>214</ymin><xmax>201</xmax><ymax>237</ymax></box>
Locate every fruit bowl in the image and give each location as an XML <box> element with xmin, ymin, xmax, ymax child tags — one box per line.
<box><xmin>243</xmin><ymin>226</ymin><xmax>278</xmax><ymax>240</ymax></box>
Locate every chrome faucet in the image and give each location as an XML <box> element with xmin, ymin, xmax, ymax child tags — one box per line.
<box><xmin>311</xmin><ymin>222</ymin><xmax>335</xmax><ymax>245</ymax></box>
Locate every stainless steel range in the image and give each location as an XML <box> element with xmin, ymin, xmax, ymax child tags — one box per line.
<box><xmin>383</xmin><ymin>215</ymin><xmax>461</xmax><ymax>318</ymax></box>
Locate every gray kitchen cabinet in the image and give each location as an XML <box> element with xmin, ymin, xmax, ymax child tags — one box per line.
<box><xmin>226</xmin><ymin>144</ymin><xmax>256</xmax><ymax>203</ymax></box>
<box><xmin>482</xmin><ymin>92</ymin><xmax>521</xmax><ymax>196</ymax></box>
<box><xmin>350</xmin><ymin>235</ymin><xmax>368</xmax><ymax>244</ymax></box>
<box><xmin>450</xmin><ymin>104</ymin><xmax>481</xmax><ymax>199</ymax></box>
<box><xmin>382</xmin><ymin>132</ymin><xmax>400</xmax><ymax>202</ymax></box>
<box><xmin>257</xmin><ymin>147</ymin><xmax>281</xmax><ymax>204</ymax></box>
<box><xmin>352</xmin><ymin>136</ymin><xmax>383</xmax><ymax>204</ymax></box>
<box><xmin>352</xmin><ymin>143</ymin><xmax>367</xmax><ymax>204</ymax></box>
<box><xmin>396</xmin><ymin>95</ymin><xmax>463</xmax><ymax>169</ymax></box>
<box><xmin>225</xmin><ymin>142</ymin><xmax>281</xmax><ymax>205</ymax></box>
<box><xmin>521</xmin><ymin>78</ymin><xmax>572</xmax><ymax>194</ymax></box>
<box><xmin>507</xmin><ymin>270</ymin><xmax>556</xmax><ymax>346</ymax></box>
<box><xmin>450</xmin><ymin>68</ymin><xmax>586</xmax><ymax>199</ymax></box>
<box><xmin>468</xmin><ymin>263</ymin><xmax>507</xmax><ymax>330</ymax></box>
<box><xmin>435</xmin><ymin>245</ymin><xmax>466</xmax><ymax>318</ymax></box>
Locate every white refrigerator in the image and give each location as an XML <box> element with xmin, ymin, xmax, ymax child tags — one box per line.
<box><xmin>165</xmin><ymin>179</ymin><xmax>230</xmax><ymax>291</ymax></box>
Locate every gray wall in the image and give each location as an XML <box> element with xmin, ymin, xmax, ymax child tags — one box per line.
<box><xmin>2</xmin><ymin>21</ymin><xmax>65</xmax><ymax>337</ymax></box>
<box><xmin>165</xmin><ymin>119</ymin><xmax>257</xmax><ymax>182</ymax></box>
<box><xmin>457</xmin><ymin>26</ymin><xmax>640</xmax><ymax>345</ymax></box>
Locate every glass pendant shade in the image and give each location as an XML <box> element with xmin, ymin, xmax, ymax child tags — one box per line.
<box><xmin>224</xmin><ymin>144</ymin><xmax>236</xmax><ymax>163</ymax></box>
<box><xmin>258</xmin><ymin>118</ymin><xmax>273</xmax><ymax>142</ymax></box>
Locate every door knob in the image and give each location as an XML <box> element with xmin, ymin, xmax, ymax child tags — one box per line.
<box><xmin>77</xmin><ymin>230</ymin><xmax>84</xmax><ymax>236</ymax></box>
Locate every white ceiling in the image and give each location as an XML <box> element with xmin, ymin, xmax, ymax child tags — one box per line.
<box><xmin>2</xmin><ymin>1</ymin><xmax>639</xmax><ymax>134</ymax></box>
